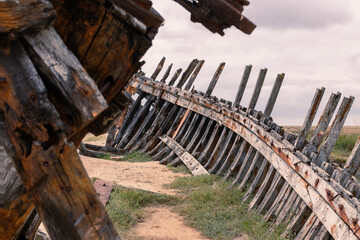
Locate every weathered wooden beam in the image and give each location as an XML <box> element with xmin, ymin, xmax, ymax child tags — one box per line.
<box><xmin>314</xmin><ymin>96</ymin><xmax>355</xmax><ymax>166</ymax></box>
<box><xmin>0</xmin><ymin>144</ymin><xmax>36</xmax><ymax>240</ymax></box>
<box><xmin>234</xmin><ymin>65</ymin><xmax>252</xmax><ymax>108</ymax></box>
<box><xmin>21</xmin><ymin>26</ymin><xmax>108</xmax><ymax>137</ymax></box>
<box><xmin>130</xmin><ymin>78</ymin><xmax>360</xmax><ymax>239</ymax></box>
<box><xmin>303</xmin><ymin>92</ymin><xmax>341</xmax><ymax>156</ymax></box>
<box><xmin>49</xmin><ymin>0</ymin><xmax>164</xmax><ymax>141</ymax></box>
<box><xmin>168</xmin><ymin>68</ymin><xmax>183</xmax><ymax>86</ymax></box>
<box><xmin>0</xmin><ymin>0</ymin><xmax>56</xmax><ymax>35</ymax></box>
<box><xmin>0</xmin><ymin>39</ymin><xmax>119</xmax><ymax>240</ymax></box>
<box><xmin>294</xmin><ymin>87</ymin><xmax>325</xmax><ymax>150</ymax></box>
<box><xmin>159</xmin><ymin>135</ymin><xmax>209</xmax><ymax>176</ymax></box>
<box><xmin>263</xmin><ymin>73</ymin><xmax>285</xmax><ymax>117</ymax></box>
<box><xmin>344</xmin><ymin>136</ymin><xmax>360</xmax><ymax>175</ymax></box>
<box><xmin>150</xmin><ymin>57</ymin><xmax>165</xmax><ymax>80</ymax></box>
<box><xmin>173</xmin><ymin>0</ymin><xmax>256</xmax><ymax>35</ymax></box>
<box><xmin>248</xmin><ymin>68</ymin><xmax>267</xmax><ymax>110</ymax></box>
<box><xmin>83</xmin><ymin>143</ymin><xmax>127</xmax><ymax>156</ymax></box>
<box><xmin>205</xmin><ymin>62</ymin><xmax>225</xmax><ymax>97</ymax></box>
<box><xmin>176</xmin><ymin>59</ymin><xmax>199</xmax><ymax>88</ymax></box>
<box><xmin>160</xmin><ymin>64</ymin><xmax>173</xmax><ymax>83</ymax></box>
<box><xmin>184</xmin><ymin>60</ymin><xmax>205</xmax><ymax>91</ymax></box>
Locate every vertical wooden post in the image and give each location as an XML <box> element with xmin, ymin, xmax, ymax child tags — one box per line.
<box><xmin>234</xmin><ymin>65</ymin><xmax>252</xmax><ymax>108</ymax></box>
<box><xmin>176</xmin><ymin>59</ymin><xmax>199</xmax><ymax>88</ymax></box>
<box><xmin>150</xmin><ymin>57</ymin><xmax>166</xmax><ymax>81</ymax></box>
<box><xmin>248</xmin><ymin>68</ymin><xmax>267</xmax><ymax>110</ymax></box>
<box><xmin>160</xmin><ymin>64</ymin><xmax>173</xmax><ymax>82</ymax></box>
<box><xmin>344</xmin><ymin>136</ymin><xmax>360</xmax><ymax>175</ymax></box>
<box><xmin>184</xmin><ymin>60</ymin><xmax>205</xmax><ymax>90</ymax></box>
<box><xmin>263</xmin><ymin>73</ymin><xmax>285</xmax><ymax>117</ymax></box>
<box><xmin>303</xmin><ymin>92</ymin><xmax>341</xmax><ymax>156</ymax></box>
<box><xmin>294</xmin><ymin>87</ymin><xmax>325</xmax><ymax>150</ymax></box>
<box><xmin>168</xmin><ymin>68</ymin><xmax>183</xmax><ymax>86</ymax></box>
<box><xmin>205</xmin><ymin>62</ymin><xmax>225</xmax><ymax>97</ymax></box>
<box><xmin>0</xmin><ymin>39</ymin><xmax>120</xmax><ymax>240</ymax></box>
<box><xmin>314</xmin><ymin>96</ymin><xmax>355</xmax><ymax>165</ymax></box>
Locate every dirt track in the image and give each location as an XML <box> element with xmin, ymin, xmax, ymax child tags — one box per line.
<box><xmin>81</xmin><ymin>154</ymin><xmax>209</xmax><ymax>240</ymax></box>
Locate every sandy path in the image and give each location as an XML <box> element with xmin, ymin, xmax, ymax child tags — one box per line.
<box><xmin>128</xmin><ymin>206</ymin><xmax>208</xmax><ymax>240</ymax></box>
<box><xmin>81</xmin><ymin>155</ymin><xmax>211</xmax><ymax>240</ymax></box>
<box><xmin>82</xmin><ymin>156</ymin><xmax>187</xmax><ymax>195</ymax></box>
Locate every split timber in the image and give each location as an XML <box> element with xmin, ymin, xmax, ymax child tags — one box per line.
<box><xmin>106</xmin><ymin>58</ymin><xmax>360</xmax><ymax>240</ymax></box>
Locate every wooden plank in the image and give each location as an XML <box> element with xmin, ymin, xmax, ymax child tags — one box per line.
<box><xmin>0</xmin><ymin>39</ymin><xmax>119</xmax><ymax>240</ymax></box>
<box><xmin>160</xmin><ymin>64</ymin><xmax>173</xmax><ymax>83</ymax></box>
<box><xmin>314</xmin><ymin>96</ymin><xmax>355</xmax><ymax>165</ymax></box>
<box><xmin>205</xmin><ymin>62</ymin><xmax>225</xmax><ymax>97</ymax></box>
<box><xmin>233</xmin><ymin>65</ymin><xmax>252</xmax><ymax>108</ymax></box>
<box><xmin>150</xmin><ymin>57</ymin><xmax>165</xmax><ymax>80</ymax></box>
<box><xmin>231</xmin><ymin>146</ymin><xmax>257</xmax><ymax>185</ymax></box>
<box><xmin>166</xmin><ymin>113</ymin><xmax>201</xmax><ymax>165</ymax></box>
<box><xmin>159</xmin><ymin>135</ymin><xmax>209</xmax><ymax>176</ymax></box>
<box><xmin>263</xmin><ymin>73</ymin><xmax>285</xmax><ymax>116</ymax></box>
<box><xmin>130</xmin><ymin>78</ymin><xmax>360</xmax><ymax>239</ymax></box>
<box><xmin>248</xmin><ymin>68</ymin><xmax>267</xmax><ymax>110</ymax></box>
<box><xmin>209</xmin><ymin>131</ymin><xmax>237</xmax><ymax>173</ymax></box>
<box><xmin>0</xmin><ymin>0</ymin><xmax>56</xmax><ymax>35</ymax></box>
<box><xmin>0</xmin><ymin>144</ymin><xmax>36</xmax><ymax>240</ymax></box>
<box><xmin>303</xmin><ymin>92</ymin><xmax>341</xmax><ymax>156</ymax></box>
<box><xmin>168</xmin><ymin>68</ymin><xmax>183</xmax><ymax>86</ymax></box>
<box><xmin>294</xmin><ymin>87</ymin><xmax>325</xmax><ymax>150</ymax></box>
<box><xmin>176</xmin><ymin>59</ymin><xmax>199</xmax><ymax>88</ymax></box>
<box><xmin>238</xmin><ymin>152</ymin><xmax>265</xmax><ymax>189</ymax></box>
<box><xmin>204</xmin><ymin>127</ymin><xmax>230</xmax><ymax>169</ymax></box>
<box><xmin>344</xmin><ymin>136</ymin><xmax>360</xmax><ymax>175</ymax></box>
<box><xmin>216</xmin><ymin>135</ymin><xmax>243</xmax><ymax>175</ymax></box>
<box><xmin>22</xmin><ymin>27</ymin><xmax>107</xmax><ymax>136</ymax></box>
<box><xmin>184</xmin><ymin>60</ymin><xmax>205</xmax><ymax>91</ymax></box>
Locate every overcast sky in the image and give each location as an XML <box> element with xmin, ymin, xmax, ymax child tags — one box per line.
<box><xmin>141</xmin><ymin>0</ymin><xmax>360</xmax><ymax>126</ymax></box>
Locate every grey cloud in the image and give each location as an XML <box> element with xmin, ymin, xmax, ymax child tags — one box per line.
<box><xmin>246</xmin><ymin>0</ymin><xmax>353</xmax><ymax>30</ymax></box>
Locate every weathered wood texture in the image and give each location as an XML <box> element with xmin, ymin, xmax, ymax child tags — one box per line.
<box><xmin>248</xmin><ymin>68</ymin><xmax>267</xmax><ymax>110</ymax></box>
<box><xmin>173</xmin><ymin>0</ymin><xmax>256</xmax><ymax>35</ymax></box>
<box><xmin>21</xmin><ymin>26</ymin><xmax>108</xmax><ymax>137</ymax></box>
<box><xmin>0</xmin><ymin>0</ymin><xmax>56</xmax><ymax>35</ymax></box>
<box><xmin>205</xmin><ymin>62</ymin><xmax>225</xmax><ymax>97</ymax></box>
<box><xmin>112</xmin><ymin>69</ymin><xmax>359</xmax><ymax>240</ymax></box>
<box><xmin>0</xmin><ymin>39</ymin><xmax>119</xmax><ymax>240</ymax></box>
<box><xmin>234</xmin><ymin>65</ymin><xmax>251</xmax><ymax>108</ymax></box>
<box><xmin>0</xmin><ymin>145</ymin><xmax>35</xmax><ymax>240</ymax></box>
<box><xmin>294</xmin><ymin>87</ymin><xmax>325</xmax><ymax>150</ymax></box>
<box><xmin>50</xmin><ymin>0</ymin><xmax>164</xmax><ymax>139</ymax></box>
<box><xmin>263</xmin><ymin>73</ymin><xmax>284</xmax><ymax>116</ymax></box>
<box><xmin>159</xmin><ymin>135</ymin><xmax>209</xmax><ymax>176</ymax></box>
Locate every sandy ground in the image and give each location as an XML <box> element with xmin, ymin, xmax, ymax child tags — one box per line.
<box><xmin>82</xmin><ymin>156</ymin><xmax>187</xmax><ymax>195</ymax></box>
<box><xmin>82</xmin><ymin>154</ymin><xmax>212</xmax><ymax>240</ymax></box>
<box><xmin>127</xmin><ymin>206</ymin><xmax>208</xmax><ymax>240</ymax></box>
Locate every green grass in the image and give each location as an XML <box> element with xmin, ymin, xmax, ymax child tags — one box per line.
<box><xmin>115</xmin><ymin>151</ymin><xmax>153</xmax><ymax>162</ymax></box>
<box><xmin>106</xmin><ymin>186</ymin><xmax>178</xmax><ymax>233</ymax></box>
<box><xmin>167</xmin><ymin>175</ymin><xmax>291</xmax><ymax>240</ymax></box>
<box><xmin>166</xmin><ymin>164</ymin><xmax>191</xmax><ymax>174</ymax></box>
<box><xmin>331</xmin><ymin>134</ymin><xmax>358</xmax><ymax>165</ymax></box>
<box><xmin>98</xmin><ymin>153</ymin><xmax>112</xmax><ymax>160</ymax></box>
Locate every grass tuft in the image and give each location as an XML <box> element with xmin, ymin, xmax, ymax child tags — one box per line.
<box><xmin>168</xmin><ymin>175</ymin><xmax>291</xmax><ymax>240</ymax></box>
<box><xmin>98</xmin><ymin>153</ymin><xmax>112</xmax><ymax>160</ymax></box>
<box><xmin>106</xmin><ymin>186</ymin><xmax>178</xmax><ymax>233</ymax></box>
<box><xmin>331</xmin><ymin>134</ymin><xmax>359</xmax><ymax>165</ymax></box>
<box><xmin>166</xmin><ymin>164</ymin><xmax>191</xmax><ymax>174</ymax></box>
<box><xmin>118</xmin><ymin>151</ymin><xmax>153</xmax><ymax>162</ymax></box>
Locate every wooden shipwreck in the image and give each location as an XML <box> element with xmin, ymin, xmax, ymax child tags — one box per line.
<box><xmin>2</xmin><ymin>0</ymin><xmax>360</xmax><ymax>240</ymax></box>
<box><xmin>102</xmin><ymin>58</ymin><xmax>360</xmax><ymax>240</ymax></box>
<box><xmin>0</xmin><ymin>0</ymin><xmax>256</xmax><ymax>239</ymax></box>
